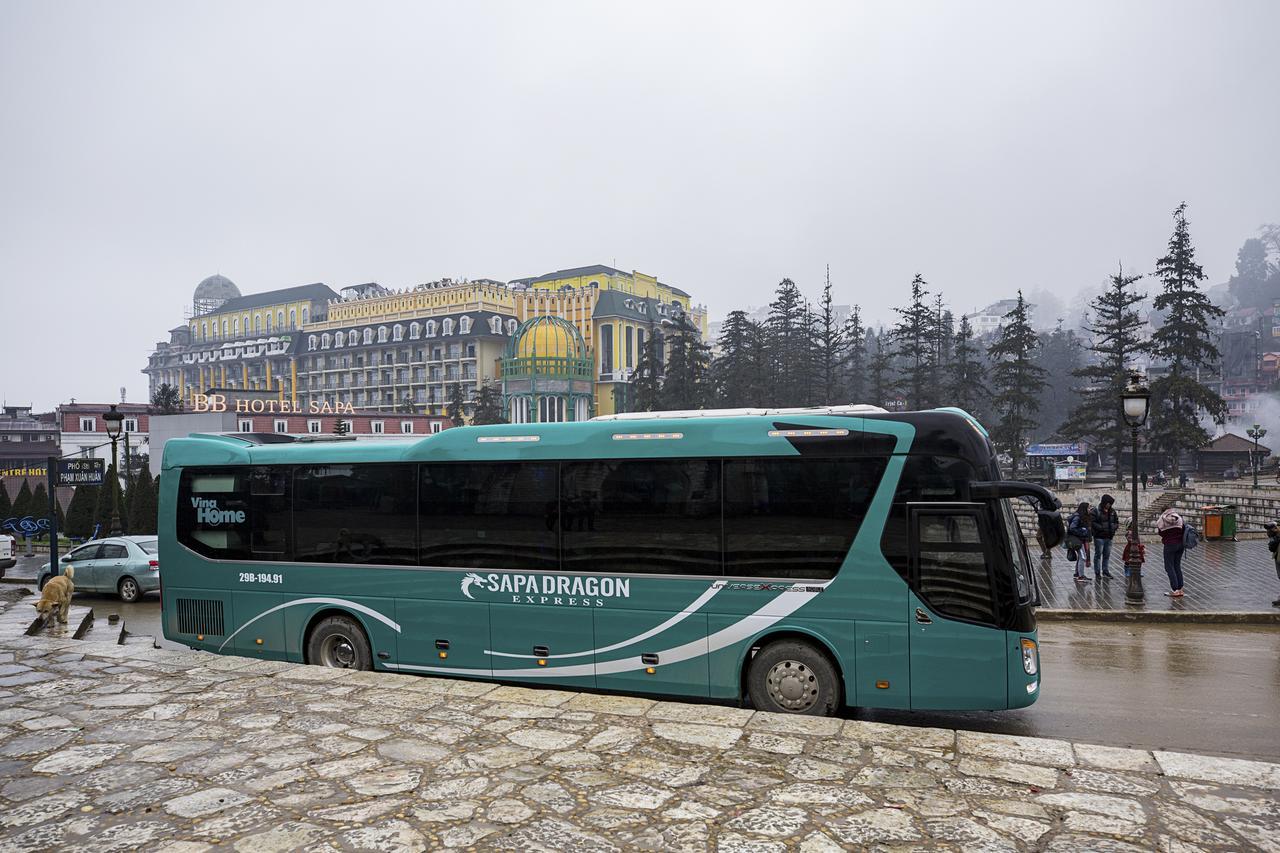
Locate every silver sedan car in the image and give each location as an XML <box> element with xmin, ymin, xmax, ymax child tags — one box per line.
<box><xmin>38</xmin><ymin>535</ymin><xmax>160</xmax><ymax>603</ymax></box>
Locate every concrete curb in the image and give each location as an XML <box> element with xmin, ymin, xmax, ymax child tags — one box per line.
<box><xmin>1038</xmin><ymin>608</ymin><xmax>1280</xmax><ymax>624</ymax></box>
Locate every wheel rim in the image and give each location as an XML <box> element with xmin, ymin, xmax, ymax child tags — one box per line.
<box><xmin>765</xmin><ymin>659</ymin><xmax>820</xmax><ymax>712</ymax></box>
<box><xmin>319</xmin><ymin>633</ymin><xmax>358</xmax><ymax>668</ymax></box>
<box><xmin>121</xmin><ymin>579</ymin><xmax>138</xmax><ymax>600</ymax></box>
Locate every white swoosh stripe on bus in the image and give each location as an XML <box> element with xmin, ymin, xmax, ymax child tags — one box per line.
<box><xmin>217</xmin><ymin>597</ymin><xmax>402</xmax><ymax>651</ymax></box>
<box><xmin>483</xmin><ymin>582</ymin><xmax>725</xmax><ymax>660</ymax></box>
<box><xmin>381</xmin><ymin>581</ymin><xmax>830</xmax><ymax>679</ymax></box>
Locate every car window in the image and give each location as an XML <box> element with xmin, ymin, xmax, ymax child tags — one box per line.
<box><xmin>136</xmin><ymin>540</ymin><xmax>159</xmax><ymax>555</ymax></box>
<box><xmin>99</xmin><ymin>544</ymin><xmax>129</xmax><ymax>559</ymax></box>
<box><xmin>70</xmin><ymin>544</ymin><xmax>102</xmax><ymax>561</ymax></box>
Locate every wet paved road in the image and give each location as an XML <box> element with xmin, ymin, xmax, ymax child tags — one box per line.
<box><xmin>68</xmin><ymin>595</ymin><xmax>1280</xmax><ymax>763</ymax></box>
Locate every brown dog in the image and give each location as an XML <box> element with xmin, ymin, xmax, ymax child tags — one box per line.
<box><xmin>34</xmin><ymin>566</ymin><xmax>74</xmax><ymax>623</ymax></box>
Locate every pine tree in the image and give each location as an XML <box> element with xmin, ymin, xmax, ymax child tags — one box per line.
<box><xmin>661</xmin><ymin>313</ymin><xmax>712</xmax><ymax>410</ymax></box>
<box><xmin>630</xmin><ymin>324</ymin><xmax>664</xmax><ymax>411</ymax></box>
<box><xmin>842</xmin><ymin>306</ymin><xmax>866</xmax><ymax>404</ymax></box>
<box><xmin>92</xmin><ymin>466</ymin><xmax>127</xmax><ymax>536</ymax></box>
<box><xmin>766</xmin><ymin>278</ymin><xmax>808</xmax><ymax>407</ymax></box>
<box><xmin>1059</xmin><ymin>266</ymin><xmax>1149</xmax><ymax>478</ymax></box>
<box><xmin>332</xmin><ymin>419</ymin><xmax>350</xmax><ymax>436</ymax></box>
<box><xmin>11</xmin><ymin>480</ymin><xmax>33</xmax><ymax>520</ymax></box>
<box><xmin>446</xmin><ymin>383</ymin><xmax>468</xmax><ymax>425</ymax></box>
<box><xmin>65</xmin><ymin>485</ymin><xmax>97</xmax><ymax>539</ymax></box>
<box><xmin>712</xmin><ymin>310</ymin><xmax>758</xmax><ymax>406</ymax></box>
<box><xmin>988</xmin><ymin>291</ymin><xmax>1048</xmax><ymax>473</ymax></box>
<box><xmin>127</xmin><ymin>466</ymin><xmax>158</xmax><ymax>535</ymax></box>
<box><xmin>396</xmin><ymin>395</ymin><xmax>416</xmax><ymax>414</ymax></box>
<box><xmin>471</xmin><ymin>383</ymin><xmax>507</xmax><ymax>425</ymax></box>
<box><xmin>0</xmin><ymin>481</ymin><xmax>10</xmax><ymax>521</ymax></box>
<box><xmin>814</xmin><ymin>267</ymin><xmax>846</xmax><ymax>404</ymax></box>
<box><xmin>891</xmin><ymin>274</ymin><xmax>937</xmax><ymax>410</ymax></box>
<box><xmin>29</xmin><ymin>483</ymin><xmax>49</xmax><ymax>532</ymax></box>
<box><xmin>867</xmin><ymin>330</ymin><xmax>896</xmax><ymax>409</ymax></box>
<box><xmin>1149</xmin><ymin>203</ymin><xmax>1227</xmax><ymax>471</ymax></box>
<box><xmin>1227</xmin><ymin>237</ymin><xmax>1272</xmax><ymax>312</ymax></box>
<box><xmin>1033</xmin><ymin>321</ymin><xmax>1084</xmax><ymax>443</ymax></box>
<box><xmin>150</xmin><ymin>383</ymin><xmax>182</xmax><ymax>414</ymax></box>
<box><xmin>947</xmin><ymin>315</ymin><xmax>988</xmax><ymax>415</ymax></box>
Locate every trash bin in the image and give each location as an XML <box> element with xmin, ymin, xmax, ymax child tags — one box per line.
<box><xmin>1220</xmin><ymin>504</ymin><xmax>1238</xmax><ymax>540</ymax></box>
<box><xmin>1202</xmin><ymin>505</ymin><xmax>1223</xmax><ymax>539</ymax></box>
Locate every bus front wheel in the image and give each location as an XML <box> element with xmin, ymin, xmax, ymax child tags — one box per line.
<box><xmin>306</xmin><ymin>615</ymin><xmax>373</xmax><ymax>671</ymax></box>
<box><xmin>747</xmin><ymin>640</ymin><xmax>841</xmax><ymax>716</ymax></box>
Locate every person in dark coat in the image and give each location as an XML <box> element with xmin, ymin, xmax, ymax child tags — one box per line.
<box><xmin>1140</xmin><ymin>471</ymin><xmax>1148</xmax><ymax>490</ymax></box>
<box><xmin>1090</xmin><ymin>494</ymin><xmax>1120</xmax><ymax>579</ymax></box>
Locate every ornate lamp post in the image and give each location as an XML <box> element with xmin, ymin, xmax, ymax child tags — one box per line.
<box><xmin>103</xmin><ymin>405</ymin><xmax>124</xmax><ymax>536</ymax></box>
<box><xmin>1121</xmin><ymin>373</ymin><xmax>1151</xmax><ymax>605</ymax></box>
<box><xmin>1247</xmin><ymin>424</ymin><xmax>1267</xmax><ymax>490</ymax></box>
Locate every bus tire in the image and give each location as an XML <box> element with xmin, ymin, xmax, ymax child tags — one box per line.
<box><xmin>747</xmin><ymin>640</ymin><xmax>841</xmax><ymax>716</ymax></box>
<box><xmin>306</xmin><ymin>615</ymin><xmax>373</xmax><ymax>671</ymax></box>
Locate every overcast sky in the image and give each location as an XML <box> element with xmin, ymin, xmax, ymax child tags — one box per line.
<box><xmin>2</xmin><ymin>1</ymin><xmax>1277</xmax><ymax>411</ymax></box>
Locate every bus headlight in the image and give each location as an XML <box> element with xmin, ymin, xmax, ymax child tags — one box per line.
<box><xmin>1021</xmin><ymin>638</ymin><xmax>1038</xmax><ymax>676</ymax></box>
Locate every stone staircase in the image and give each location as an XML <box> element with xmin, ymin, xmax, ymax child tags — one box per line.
<box><xmin>1010</xmin><ymin>486</ymin><xmax>1174</xmax><ymax>543</ymax></box>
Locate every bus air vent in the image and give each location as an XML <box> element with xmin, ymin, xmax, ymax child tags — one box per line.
<box><xmin>176</xmin><ymin>598</ymin><xmax>226</xmax><ymax>636</ymax></box>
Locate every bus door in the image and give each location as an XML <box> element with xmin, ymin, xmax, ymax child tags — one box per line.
<box><xmin>906</xmin><ymin>503</ymin><xmax>1008</xmax><ymax>710</ymax></box>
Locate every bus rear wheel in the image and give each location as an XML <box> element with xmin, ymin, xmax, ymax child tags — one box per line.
<box><xmin>306</xmin><ymin>615</ymin><xmax>373</xmax><ymax>671</ymax></box>
<box><xmin>747</xmin><ymin>640</ymin><xmax>840</xmax><ymax>716</ymax></box>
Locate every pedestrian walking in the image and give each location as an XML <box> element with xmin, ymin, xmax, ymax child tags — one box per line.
<box><xmin>1156</xmin><ymin>508</ymin><xmax>1187</xmax><ymax>597</ymax></box>
<box><xmin>1140</xmin><ymin>471</ymin><xmax>1148</xmax><ymax>491</ymax></box>
<box><xmin>1090</xmin><ymin>494</ymin><xmax>1119</xmax><ymax>579</ymax></box>
<box><xmin>1121</xmin><ymin>521</ymin><xmax>1145</xmax><ymax>579</ymax></box>
<box><xmin>1178</xmin><ymin>471</ymin><xmax>1188</xmax><ymax>489</ymax></box>
<box><xmin>1266</xmin><ymin>522</ymin><xmax>1280</xmax><ymax>608</ymax></box>
<box><xmin>1066</xmin><ymin>501</ymin><xmax>1093</xmax><ymax>582</ymax></box>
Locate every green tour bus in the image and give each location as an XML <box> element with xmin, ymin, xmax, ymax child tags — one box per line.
<box><xmin>158</xmin><ymin>405</ymin><xmax>1062</xmax><ymax>715</ymax></box>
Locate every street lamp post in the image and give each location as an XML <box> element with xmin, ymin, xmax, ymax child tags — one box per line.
<box><xmin>1246</xmin><ymin>424</ymin><xmax>1267</xmax><ymax>490</ymax></box>
<box><xmin>1121</xmin><ymin>373</ymin><xmax>1151</xmax><ymax>605</ymax></box>
<box><xmin>103</xmin><ymin>404</ymin><xmax>124</xmax><ymax>536</ymax></box>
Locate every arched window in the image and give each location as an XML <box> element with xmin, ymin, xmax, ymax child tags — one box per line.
<box><xmin>290</xmin><ymin>309</ymin><xmax>297</xmax><ymax>328</ymax></box>
<box><xmin>363</xmin><ymin>328</ymin><xmax>373</xmax><ymax>345</ymax></box>
<box><xmin>254</xmin><ymin>314</ymin><xmax>262</xmax><ymax>332</ymax></box>
<box><xmin>506</xmin><ymin>319</ymin><xmax>518</xmax><ymax>335</ymax></box>
<box><xmin>334</xmin><ymin>332</ymin><xmax>344</xmax><ymax>348</ymax></box>
<box><xmin>425</xmin><ymin>320</ymin><xmax>437</xmax><ymax>337</ymax></box>
<box><xmin>308</xmin><ymin>335</ymin><xmax>318</xmax><ymax>351</ymax></box>
<box><xmin>459</xmin><ymin>315</ymin><xmax>472</xmax><ymax>334</ymax></box>
<box><xmin>442</xmin><ymin>318</ymin><xmax>454</xmax><ymax>336</ymax></box>
<box><xmin>321</xmin><ymin>333</ymin><xmax>331</xmax><ymax>349</ymax></box>
<box><xmin>302</xmin><ymin>307</ymin><xmax>309</xmax><ymax>324</ymax></box>
<box><xmin>243</xmin><ymin>315</ymin><xmax>250</xmax><ymax>333</ymax></box>
<box><xmin>393</xmin><ymin>324</ymin><xmax>404</xmax><ymax>341</ymax></box>
<box><xmin>277</xmin><ymin>310</ymin><xmax>284</xmax><ymax>329</ymax></box>
<box><xmin>201</xmin><ymin>322</ymin><xmax>208</xmax><ymax>339</ymax></box>
<box><xmin>222</xmin><ymin>319</ymin><xmax>228</xmax><ymax>336</ymax></box>
<box><xmin>233</xmin><ymin>318</ymin><xmax>240</xmax><ymax>335</ymax></box>
<box><xmin>489</xmin><ymin>316</ymin><xmax>501</xmax><ymax>334</ymax></box>
<box><xmin>265</xmin><ymin>314</ymin><xmax>272</xmax><ymax>333</ymax></box>
<box><xmin>410</xmin><ymin>322</ymin><xmax>421</xmax><ymax>339</ymax></box>
<box><xmin>349</xmin><ymin>330</ymin><xmax>358</xmax><ymax>346</ymax></box>
<box><xmin>378</xmin><ymin>326</ymin><xmax>389</xmax><ymax>343</ymax></box>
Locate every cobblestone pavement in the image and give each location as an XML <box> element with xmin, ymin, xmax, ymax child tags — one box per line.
<box><xmin>0</xmin><ymin>610</ymin><xmax>1277</xmax><ymax>849</ymax></box>
<box><xmin>1034</xmin><ymin>539</ymin><xmax>1280</xmax><ymax>612</ymax></box>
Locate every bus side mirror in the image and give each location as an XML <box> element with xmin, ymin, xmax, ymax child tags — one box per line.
<box><xmin>1037</xmin><ymin>510</ymin><xmax>1065</xmax><ymax>550</ymax></box>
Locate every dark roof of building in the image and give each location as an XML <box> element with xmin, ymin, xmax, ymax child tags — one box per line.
<box><xmin>203</xmin><ymin>283</ymin><xmax>338</xmax><ymax>316</ymax></box>
<box><xmin>1201</xmin><ymin>432</ymin><xmax>1272</xmax><ymax>454</ymax></box>
<box><xmin>524</xmin><ymin>264</ymin><xmax>626</xmax><ymax>285</ymax></box>
<box><xmin>661</xmin><ymin>283</ymin><xmax>690</xmax><ymax>297</ymax></box>
<box><xmin>289</xmin><ymin>310</ymin><xmax>517</xmax><ymax>354</ymax></box>
<box><xmin>592</xmin><ymin>290</ymin><xmax>684</xmax><ymax>323</ymax></box>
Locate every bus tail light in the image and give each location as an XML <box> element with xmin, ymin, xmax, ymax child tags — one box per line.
<box><xmin>148</xmin><ymin>560</ymin><xmax>159</xmax><ymax>572</ymax></box>
<box><xmin>1021</xmin><ymin>638</ymin><xmax>1038</xmax><ymax>675</ymax></box>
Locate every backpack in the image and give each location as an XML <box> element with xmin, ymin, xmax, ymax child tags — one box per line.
<box><xmin>1183</xmin><ymin>524</ymin><xmax>1200</xmax><ymax>550</ymax></box>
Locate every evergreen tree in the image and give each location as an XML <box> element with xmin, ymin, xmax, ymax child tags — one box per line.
<box><xmin>1033</xmin><ymin>322</ymin><xmax>1084</xmax><ymax>443</ymax></box>
<box><xmin>29</xmin><ymin>483</ymin><xmax>49</xmax><ymax>530</ymax></box>
<box><xmin>396</xmin><ymin>395</ymin><xmax>416</xmax><ymax>414</ymax></box>
<box><xmin>10</xmin><ymin>480</ymin><xmax>32</xmax><ymax>520</ymax></box>
<box><xmin>445</xmin><ymin>383</ymin><xmax>468</xmax><ymax>425</ymax></box>
<box><xmin>332</xmin><ymin>419</ymin><xmax>350</xmax><ymax>435</ymax></box>
<box><xmin>766</xmin><ymin>278</ymin><xmax>808</xmax><ymax>407</ymax></box>
<box><xmin>92</xmin><ymin>466</ymin><xmax>127</xmax><ymax>536</ymax></box>
<box><xmin>814</xmin><ymin>267</ymin><xmax>846</xmax><ymax>404</ymax></box>
<box><xmin>891</xmin><ymin>274</ymin><xmax>937</xmax><ymax>410</ymax></box>
<box><xmin>150</xmin><ymin>383</ymin><xmax>182</xmax><ymax>414</ymax></box>
<box><xmin>712</xmin><ymin>310</ymin><xmax>759</xmax><ymax>406</ymax></box>
<box><xmin>866</xmin><ymin>330</ymin><xmax>896</xmax><ymax>409</ymax></box>
<box><xmin>1059</xmin><ymin>266</ymin><xmax>1149</xmax><ymax>478</ymax></box>
<box><xmin>127</xmin><ymin>466</ymin><xmax>158</xmax><ymax>535</ymax></box>
<box><xmin>65</xmin><ymin>485</ymin><xmax>97</xmax><ymax>539</ymax></box>
<box><xmin>744</xmin><ymin>320</ymin><xmax>771</xmax><ymax>405</ymax></box>
<box><xmin>0</xmin><ymin>481</ymin><xmax>10</xmax><ymax>521</ymax></box>
<box><xmin>471</xmin><ymin>383</ymin><xmax>507</xmax><ymax>425</ymax></box>
<box><xmin>630</xmin><ymin>324</ymin><xmax>664</xmax><ymax>411</ymax></box>
<box><xmin>987</xmin><ymin>291</ymin><xmax>1047</xmax><ymax>473</ymax></box>
<box><xmin>661</xmin><ymin>313</ymin><xmax>712</xmax><ymax>410</ymax></box>
<box><xmin>947</xmin><ymin>315</ymin><xmax>988</xmax><ymax>415</ymax></box>
<box><xmin>1149</xmin><ymin>203</ymin><xmax>1227</xmax><ymax>470</ymax></box>
<box><xmin>1227</xmin><ymin>237</ymin><xmax>1272</xmax><ymax>312</ymax></box>
<box><xmin>842</xmin><ymin>305</ymin><xmax>866</xmax><ymax>404</ymax></box>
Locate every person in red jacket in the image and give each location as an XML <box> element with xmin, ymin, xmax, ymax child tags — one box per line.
<box><xmin>1156</xmin><ymin>508</ymin><xmax>1186</xmax><ymax>597</ymax></box>
<box><xmin>1121</xmin><ymin>522</ymin><xmax>1145</xmax><ymax>579</ymax></box>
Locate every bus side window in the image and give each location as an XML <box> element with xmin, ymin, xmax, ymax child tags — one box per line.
<box><xmin>178</xmin><ymin>469</ymin><xmax>250</xmax><ymax>560</ymax></box>
<box><xmin>249</xmin><ymin>467</ymin><xmax>292</xmax><ymax>561</ymax></box>
<box><xmin>294</xmin><ymin>464</ymin><xmax>416</xmax><ymax>565</ymax></box>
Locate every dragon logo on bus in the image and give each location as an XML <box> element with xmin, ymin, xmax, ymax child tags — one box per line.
<box><xmin>458</xmin><ymin>571</ymin><xmax>631</xmax><ymax>607</ymax></box>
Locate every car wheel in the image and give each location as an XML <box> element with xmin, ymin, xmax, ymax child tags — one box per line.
<box><xmin>747</xmin><ymin>639</ymin><xmax>842</xmax><ymax>716</ymax></box>
<box><xmin>37</xmin><ymin>574</ymin><xmax>48</xmax><ymax>591</ymax></box>
<box><xmin>118</xmin><ymin>576</ymin><xmax>141</xmax><ymax>603</ymax></box>
<box><xmin>306</xmin><ymin>615</ymin><xmax>372</xmax><ymax>670</ymax></box>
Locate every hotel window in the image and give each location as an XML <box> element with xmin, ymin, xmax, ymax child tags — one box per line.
<box><xmin>222</xmin><ymin>319</ymin><xmax>228</xmax><ymax>336</ymax></box>
<box><xmin>442</xmin><ymin>318</ymin><xmax>454</xmax><ymax>336</ymax></box>
<box><xmin>308</xmin><ymin>335</ymin><xmax>318</xmax><ymax>351</ymax></box>
<box><xmin>308</xmin><ymin>419</ymin><xmax>322</xmax><ymax>434</ymax></box>
<box><xmin>79</xmin><ymin>417</ymin><xmax>96</xmax><ymax>432</ymax></box>
<box><xmin>349</xmin><ymin>330</ymin><xmax>358</xmax><ymax>346</ymax></box>
<box><xmin>625</xmin><ymin>327</ymin><xmax>634</xmax><ymax>369</ymax></box>
<box><xmin>363</xmin><ymin>328</ymin><xmax>374</xmax><ymax>345</ymax></box>
<box><xmin>400</xmin><ymin>421</ymin><xmax>413</xmax><ymax>434</ymax></box>
<box><xmin>371</xmin><ymin>421</ymin><xmax>385</xmax><ymax>434</ymax></box>
<box><xmin>393</xmin><ymin>324</ymin><xmax>404</xmax><ymax>341</ymax></box>
<box><xmin>459</xmin><ymin>315</ymin><xmax>472</xmax><ymax>334</ymax></box>
<box><xmin>274</xmin><ymin>419</ymin><xmax>288</xmax><ymax>433</ymax></box>
<box><xmin>431</xmin><ymin>422</ymin><xmax>442</xmax><ymax>434</ymax></box>
<box><xmin>290</xmin><ymin>309</ymin><xmax>297</xmax><ymax>328</ymax></box>
<box><xmin>410</xmin><ymin>322</ymin><xmax>421</xmax><ymax>339</ymax></box>
<box><xmin>265</xmin><ymin>314</ymin><xmax>272</xmax><ymax>332</ymax></box>
<box><xmin>302</xmin><ymin>308</ymin><xmax>309</xmax><ymax>323</ymax></box>
<box><xmin>334</xmin><ymin>333</ymin><xmax>344</xmax><ymax>348</ymax></box>
<box><xmin>239</xmin><ymin>419</ymin><xmax>254</xmax><ymax>433</ymax></box>
<box><xmin>123</xmin><ymin>418</ymin><xmax>138</xmax><ymax>433</ymax></box>
<box><xmin>378</xmin><ymin>326</ymin><xmax>389</xmax><ymax>343</ymax></box>
<box><xmin>425</xmin><ymin>320</ymin><xmax>437</xmax><ymax>337</ymax></box>
<box><xmin>254</xmin><ymin>314</ymin><xmax>261</xmax><ymax>332</ymax></box>
<box><xmin>600</xmin><ymin>325</ymin><xmax>614</xmax><ymax>374</ymax></box>
<box><xmin>506</xmin><ymin>319</ymin><xmax>518</xmax><ymax>335</ymax></box>
<box><xmin>277</xmin><ymin>310</ymin><xmax>284</xmax><ymax>329</ymax></box>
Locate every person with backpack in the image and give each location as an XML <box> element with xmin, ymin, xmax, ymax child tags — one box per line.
<box><xmin>1066</xmin><ymin>501</ymin><xmax>1093</xmax><ymax>582</ymax></box>
<box><xmin>1156</xmin><ymin>508</ymin><xmax>1189</xmax><ymax>597</ymax></box>
<box><xmin>1090</xmin><ymin>494</ymin><xmax>1120</xmax><ymax>579</ymax></box>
